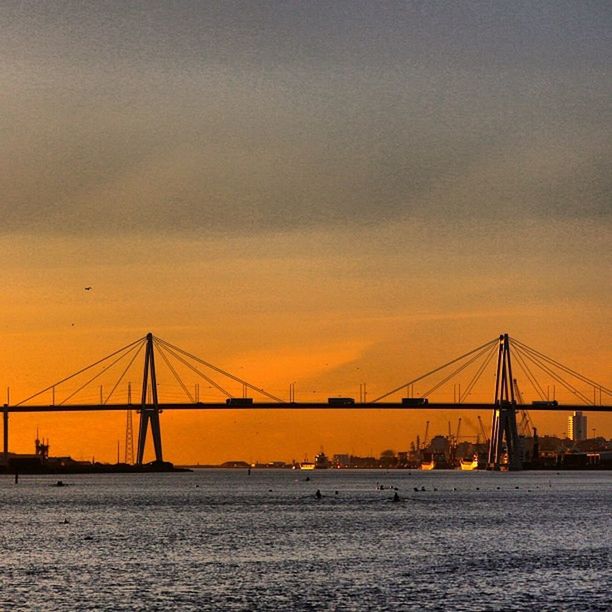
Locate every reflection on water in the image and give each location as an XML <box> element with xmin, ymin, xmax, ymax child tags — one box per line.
<box><xmin>1</xmin><ymin>470</ymin><xmax>610</xmax><ymax>610</ymax></box>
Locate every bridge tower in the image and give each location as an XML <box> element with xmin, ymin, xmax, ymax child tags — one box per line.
<box><xmin>136</xmin><ymin>333</ymin><xmax>163</xmax><ymax>465</ymax></box>
<box><xmin>488</xmin><ymin>334</ymin><xmax>521</xmax><ymax>470</ymax></box>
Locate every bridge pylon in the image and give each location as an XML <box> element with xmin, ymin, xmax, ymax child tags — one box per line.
<box><xmin>488</xmin><ymin>334</ymin><xmax>521</xmax><ymax>470</ymax></box>
<box><xmin>136</xmin><ymin>333</ymin><xmax>163</xmax><ymax>465</ymax></box>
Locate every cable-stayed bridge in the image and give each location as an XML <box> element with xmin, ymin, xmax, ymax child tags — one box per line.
<box><xmin>3</xmin><ymin>333</ymin><xmax>611</xmax><ymax>470</ymax></box>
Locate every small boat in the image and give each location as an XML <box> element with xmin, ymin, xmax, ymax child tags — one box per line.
<box><xmin>420</xmin><ymin>458</ymin><xmax>436</xmax><ymax>471</ymax></box>
<box><xmin>460</xmin><ymin>454</ymin><xmax>480</xmax><ymax>471</ymax></box>
<box><xmin>300</xmin><ymin>462</ymin><xmax>316</xmax><ymax>470</ymax></box>
<box><xmin>421</xmin><ymin>452</ymin><xmax>451</xmax><ymax>470</ymax></box>
<box><xmin>420</xmin><ymin>452</ymin><xmax>436</xmax><ymax>470</ymax></box>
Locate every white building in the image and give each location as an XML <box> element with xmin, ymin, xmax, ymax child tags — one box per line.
<box><xmin>568</xmin><ymin>411</ymin><xmax>587</xmax><ymax>442</ymax></box>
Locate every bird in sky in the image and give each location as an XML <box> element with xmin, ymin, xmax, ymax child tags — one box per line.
<box><xmin>84</xmin><ymin>286</ymin><xmax>93</xmax><ymax>291</ymax></box>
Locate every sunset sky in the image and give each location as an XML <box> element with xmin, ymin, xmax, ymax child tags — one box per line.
<box><xmin>1</xmin><ymin>1</ymin><xmax>610</xmax><ymax>463</ymax></box>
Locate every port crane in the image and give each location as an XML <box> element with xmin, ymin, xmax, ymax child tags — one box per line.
<box><xmin>422</xmin><ymin>421</ymin><xmax>430</xmax><ymax>447</ymax></box>
<box><xmin>512</xmin><ymin>378</ymin><xmax>537</xmax><ymax>437</ymax></box>
<box><xmin>449</xmin><ymin>417</ymin><xmax>462</xmax><ymax>467</ymax></box>
<box><xmin>477</xmin><ymin>415</ymin><xmax>488</xmax><ymax>445</ymax></box>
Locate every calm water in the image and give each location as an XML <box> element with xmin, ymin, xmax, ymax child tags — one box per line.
<box><xmin>0</xmin><ymin>470</ymin><xmax>610</xmax><ymax>611</ymax></box>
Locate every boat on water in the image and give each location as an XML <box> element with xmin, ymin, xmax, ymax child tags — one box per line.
<box><xmin>459</xmin><ymin>452</ymin><xmax>487</xmax><ymax>471</ymax></box>
<box><xmin>421</xmin><ymin>458</ymin><xmax>436</xmax><ymax>471</ymax></box>
<box><xmin>420</xmin><ymin>452</ymin><xmax>451</xmax><ymax>470</ymax></box>
<box><xmin>299</xmin><ymin>451</ymin><xmax>330</xmax><ymax>470</ymax></box>
<box><xmin>460</xmin><ymin>454</ymin><xmax>480</xmax><ymax>471</ymax></box>
<box><xmin>314</xmin><ymin>451</ymin><xmax>330</xmax><ymax>469</ymax></box>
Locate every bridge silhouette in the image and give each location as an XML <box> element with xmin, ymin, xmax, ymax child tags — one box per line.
<box><xmin>3</xmin><ymin>333</ymin><xmax>611</xmax><ymax>470</ymax></box>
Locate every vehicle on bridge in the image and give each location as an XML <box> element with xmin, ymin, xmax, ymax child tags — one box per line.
<box><xmin>226</xmin><ymin>398</ymin><xmax>254</xmax><ymax>407</ymax></box>
<box><xmin>328</xmin><ymin>397</ymin><xmax>355</xmax><ymax>406</ymax></box>
<box><xmin>402</xmin><ymin>397</ymin><xmax>429</xmax><ymax>407</ymax></box>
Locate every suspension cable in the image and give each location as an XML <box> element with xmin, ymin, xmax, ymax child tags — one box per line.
<box><xmin>514</xmin><ymin>343</ymin><xmax>593</xmax><ymax>404</ymax></box>
<box><xmin>155</xmin><ymin>341</ymin><xmax>233</xmax><ymax>399</ymax></box>
<box><xmin>154</xmin><ymin>341</ymin><xmax>195</xmax><ymax>403</ymax></box>
<box><xmin>59</xmin><ymin>341</ymin><xmax>144</xmax><ymax>406</ymax></box>
<box><xmin>512</xmin><ymin>347</ymin><xmax>548</xmax><ymax>400</ymax></box>
<box><xmin>459</xmin><ymin>344</ymin><xmax>498</xmax><ymax>402</ymax></box>
<box><xmin>511</xmin><ymin>337</ymin><xmax>612</xmax><ymax>394</ymax></box>
<box><xmin>15</xmin><ymin>336</ymin><xmax>147</xmax><ymax>406</ymax></box>
<box><xmin>515</xmin><ymin>341</ymin><xmax>612</xmax><ymax>401</ymax></box>
<box><xmin>419</xmin><ymin>343</ymin><xmax>496</xmax><ymax>399</ymax></box>
<box><xmin>154</xmin><ymin>336</ymin><xmax>284</xmax><ymax>402</ymax></box>
<box><xmin>513</xmin><ymin>344</ymin><xmax>593</xmax><ymax>405</ymax></box>
<box><xmin>371</xmin><ymin>337</ymin><xmax>499</xmax><ymax>403</ymax></box>
<box><xmin>104</xmin><ymin>341</ymin><xmax>146</xmax><ymax>405</ymax></box>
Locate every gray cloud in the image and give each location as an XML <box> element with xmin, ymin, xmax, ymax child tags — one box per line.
<box><xmin>1</xmin><ymin>1</ymin><xmax>610</xmax><ymax>236</ymax></box>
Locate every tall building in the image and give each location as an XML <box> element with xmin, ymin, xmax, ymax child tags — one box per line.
<box><xmin>568</xmin><ymin>411</ymin><xmax>587</xmax><ymax>442</ymax></box>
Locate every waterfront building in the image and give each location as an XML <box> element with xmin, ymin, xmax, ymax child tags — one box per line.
<box><xmin>568</xmin><ymin>411</ymin><xmax>587</xmax><ymax>442</ymax></box>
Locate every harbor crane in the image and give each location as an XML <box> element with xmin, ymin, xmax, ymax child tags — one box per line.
<box><xmin>512</xmin><ymin>378</ymin><xmax>537</xmax><ymax>437</ymax></box>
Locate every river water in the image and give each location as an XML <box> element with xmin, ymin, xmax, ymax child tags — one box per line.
<box><xmin>0</xmin><ymin>470</ymin><xmax>610</xmax><ymax>611</ymax></box>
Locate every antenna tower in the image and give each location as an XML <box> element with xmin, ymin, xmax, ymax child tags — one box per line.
<box><xmin>124</xmin><ymin>382</ymin><xmax>134</xmax><ymax>464</ymax></box>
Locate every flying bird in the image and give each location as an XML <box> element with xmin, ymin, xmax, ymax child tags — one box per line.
<box><xmin>84</xmin><ymin>286</ymin><xmax>93</xmax><ymax>291</ymax></box>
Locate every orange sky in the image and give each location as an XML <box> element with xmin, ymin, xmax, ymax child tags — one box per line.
<box><xmin>1</xmin><ymin>3</ymin><xmax>610</xmax><ymax>462</ymax></box>
<box><xmin>1</xmin><ymin>234</ymin><xmax>609</xmax><ymax>463</ymax></box>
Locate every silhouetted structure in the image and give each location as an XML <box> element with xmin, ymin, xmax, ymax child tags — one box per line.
<box><xmin>2</xmin><ymin>331</ymin><xmax>610</xmax><ymax>469</ymax></box>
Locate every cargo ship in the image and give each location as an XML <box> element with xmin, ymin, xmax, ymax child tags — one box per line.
<box><xmin>299</xmin><ymin>451</ymin><xmax>330</xmax><ymax>470</ymax></box>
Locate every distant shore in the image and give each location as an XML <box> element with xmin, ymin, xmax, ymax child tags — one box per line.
<box><xmin>1</xmin><ymin>461</ymin><xmax>191</xmax><ymax>475</ymax></box>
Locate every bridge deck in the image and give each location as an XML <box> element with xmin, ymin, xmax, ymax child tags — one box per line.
<box><xmin>4</xmin><ymin>402</ymin><xmax>611</xmax><ymax>413</ymax></box>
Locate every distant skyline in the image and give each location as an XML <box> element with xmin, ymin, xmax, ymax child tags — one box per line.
<box><xmin>1</xmin><ymin>1</ymin><xmax>610</xmax><ymax>462</ymax></box>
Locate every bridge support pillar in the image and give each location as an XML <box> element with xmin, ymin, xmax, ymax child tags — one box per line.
<box><xmin>488</xmin><ymin>334</ymin><xmax>522</xmax><ymax>471</ymax></box>
<box><xmin>136</xmin><ymin>333</ymin><xmax>164</xmax><ymax>465</ymax></box>
<box><xmin>3</xmin><ymin>405</ymin><xmax>8</xmax><ymax>466</ymax></box>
